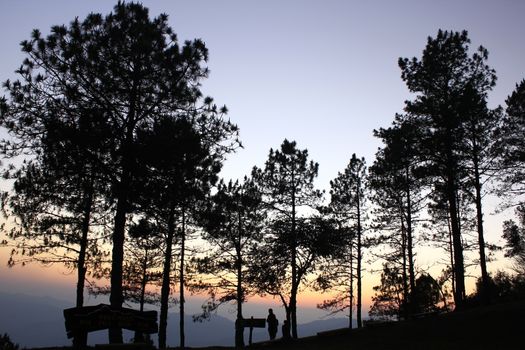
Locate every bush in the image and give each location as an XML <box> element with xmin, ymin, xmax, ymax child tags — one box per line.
<box><xmin>0</xmin><ymin>334</ymin><xmax>19</xmax><ymax>350</ymax></box>
<box><xmin>469</xmin><ymin>271</ymin><xmax>525</xmax><ymax>304</ymax></box>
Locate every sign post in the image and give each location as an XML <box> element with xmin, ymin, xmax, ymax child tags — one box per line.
<box><xmin>242</xmin><ymin>316</ymin><xmax>266</xmax><ymax>345</ymax></box>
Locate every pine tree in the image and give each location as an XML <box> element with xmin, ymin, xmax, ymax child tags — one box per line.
<box><xmin>88</xmin><ymin>218</ymin><xmax>164</xmax><ymax>343</ymax></box>
<box><xmin>369</xmin><ymin>115</ymin><xmax>426</xmax><ymax>316</ymax></box>
<box><xmin>252</xmin><ymin>139</ymin><xmax>323</xmax><ymax>338</ymax></box>
<box><xmin>459</xmin><ymin>83</ymin><xmax>501</xmax><ymax>304</ymax></box>
<box><xmin>193</xmin><ymin>177</ymin><xmax>265</xmax><ymax>348</ymax></box>
<box><xmin>497</xmin><ymin>79</ymin><xmax>525</xmax><ymax>201</ymax></box>
<box><xmin>136</xmin><ymin>114</ymin><xmax>236</xmax><ymax>349</ymax></box>
<box><xmin>0</xmin><ymin>106</ymin><xmax>111</xmax><ymax>315</ymax></box>
<box><xmin>502</xmin><ymin>204</ymin><xmax>525</xmax><ymax>274</ymax></box>
<box><xmin>323</xmin><ymin>154</ymin><xmax>367</xmax><ymax>328</ymax></box>
<box><xmin>399</xmin><ymin>30</ymin><xmax>496</xmax><ymax>310</ymax></box>
<box><xmin>315</xmin><ymin>206</ymin><xmax>356</xmax><ymax>328</ymax></box>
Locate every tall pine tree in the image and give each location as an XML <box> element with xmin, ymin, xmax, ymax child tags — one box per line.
<box><xmin>399</xmin><ymin>30</ymin><xmax>496</xmax><ymax>309</ymax></box>
<box><xmin>370</xmin><ymin>115</ymin><xmax>425</xmax><ymax>316</ymax></box>
<box><xmin>252</xmin><ymin>139</ymin><xmax>323</xmax><ymax>338</ymax></box>
<box><xmin>326</xmin><ymin>154</ymin><xmax>367</xmax><ymax>328</ymax></box>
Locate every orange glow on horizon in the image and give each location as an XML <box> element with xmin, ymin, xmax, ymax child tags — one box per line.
<box><xmin>0</xmin><ymin>235</ymin><xmax>509</xmax><ymax>316</ymax></box>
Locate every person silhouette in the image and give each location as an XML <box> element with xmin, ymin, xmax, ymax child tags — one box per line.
<box><xmin>282</xmin><ymin>319</ymin><xmax>291</xmax><ymax>340</ymax></box>
<box><xmin>267</xmin><ymin>308</ymin><xmax>278</xmax><ymax>340</ymax></box>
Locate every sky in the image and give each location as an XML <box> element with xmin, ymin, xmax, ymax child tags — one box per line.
<box><xmin>1</xmin><ymin>0</ymin><xmax>525</xmax><ymax>330</ymax></box>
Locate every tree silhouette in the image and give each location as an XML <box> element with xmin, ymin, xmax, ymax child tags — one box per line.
<box><xmin>459</xmin><ymin>83</ymin><xmax>501</xmax><ymax>304</ymax></box>
<box><xmin>88</xmin><ymin>218</ymin><xmax>165</xmax><ymax>343</ymax></box>
<box><xmin>399</xmin><ymin>30</ymin><xmax>496</xmax><ymax>310</ymax></box>
<box><xmin>325</xmin><ymin>154</ymin><xmax>367</xmax><ymax>327</ymax></box>
<box><xmin>370</xmin><ymin>265</ymin><xmax>444</xmax><ymax>321</ymax></box>
<box><xmin>315</xmin><ymin>209</ymin><xmax>356</xmax><ymax>328</ymax></box>
<box><xmin>0</xmin><ymin>104</ymin><xmax>111</xmax><ymax>314</ymax></box>
<box><xmin>316</xmin><ymin>155</ymin><xmax>372</xmax><ymax>328</ymax></box>
<box><xmin>369</xmin><ymin>115</ymin><xmax>426</xmax><ymax>316</ymax></box>
<box><xmin>502</xmin><ymin>204</ymin><xmax>525</xmax><ymax>274</ymax></box>
<box><xmin>497</xmin><ymin>79</ymin><xmax>525</xmax><ymax>202</ymax></box>
<box><xmin>193</xmin><ymin>177</ymin><xmax>265</xmax><ymax>348</ymax></box>
<box><xmin>249</xmin><ymin>215</ymin><xmax>339</xmax><ymax>335</ymax></box>
<box><xmin>0</xmin><ymin>114</ymin><xmax>110</xmax><ymax>348</ymax></box>
<box><xmin>414</xmin><ymin>274</ymin><xmax>443</xmax><ymax>313</ymax></box>
<box><xmin>136</xmin><ymin>114</ymin><xmax>235</xmax><ymax>349</ymax></box>
<box><xmin>0</xmin><ymin>334</ymin><xmax>19</xmax><ymax>350</ymax></box>
<box><xmin>1</xmin><ymin>2</ymin><xmax>238</xmax><ymax>343</ymax></box>
<box><xmin>252</xmin><ymin>139</ymin><xmax>323</xmax><ymax>339</ymax></box>
<box><xmin>125</xmin><ymin>219</ymin><xmax>164</xmax><ymax>312</ymax></box>
<box><xmin>369</xmin><ymin>264</ymin><xmax>405</xmax><ymax>321</ymax></box>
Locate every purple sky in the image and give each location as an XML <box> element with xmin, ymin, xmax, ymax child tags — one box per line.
<box><xmin>1</xmin><ymin>1</ymin><xmax>524</xmax><ymax>184</ymax></box>
<box><xmin>1</xmin><ymin>0</ymin><xmax>524</xmax><ymax>329</ymax></box>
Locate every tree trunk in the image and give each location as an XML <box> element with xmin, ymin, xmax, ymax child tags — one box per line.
<box><xmin>180</xmin><ymin>208</ymin><xmax>186</xmax><ymax>349</ymax></box>
<box><xmin>447</xmin><ymin>175</ymin><xmax>465</xmax><ymax>310</ymax></box>
<box><xmin>349</xmin><ymin>244</ymin><xmax>353</xmax><ymax>329</ymax></box>
<box><xmin>76</xmin><ymin>182</ymin><xmax>93</xmax><ymax>308</ymax></box>
<box><xmin>290</xmin><ymin>171</ymin><xmax>299</xmax><ymax>339</ymax></box>
<box><xmin>356</xmin><ymin>189</ymin><xmax>362</xmax><ymax>328</ymax></box>
<box><xmin>401</xmin><ymin>217</ymin><xmax>409</xmax><ymax>319</ymax></box>
<box><xmin>290</xmin><ymin>283</ymin><xmax>298</xmax><ymax>339</ymax></box>
<box><xmin>235</xmin><ymin>262</ymin><xmax>244</xmax><ymax>348</ymax></box>
<box><xmin>140</xmin><ymin>248</ymin><xmax>148</xmax><ymax>312</ymax></box>
<box><xmin>134</xmin><ymin>247</ymin><xmax>149</xmax><ymax>343</ymax></box>
<box><xmin>108</xmin><ymin>174</ymin><xmax>129</xmax><ymax>344</ymax></box>
<box><xmin>405</xmin><ymin>166</ymin><xmax>416</xmax><ymax>312</ymax></box>
<box><xmin>74</xmin><ymin>182</ymin><xmax>93</xmax><ymax>348</ymax></box>
<box><xmin>447</xmin><ymin>215</ymin><xmax>456</xmax><ymax>300</ymax></box>
<box><xmin>109</xmin><ymin>102</ymin><xmax>136</xmax><ymax>344</ymax></box>
<box><xmin>473</xmin><ymin>148</ymin><xmax>489</xmax><ymax>304</ymax></box>
<box><xmin>235</xmin><ymin>213</ymin><xmax>245</xmax><ymax>348</ymax></box>
<box><xmin>158</xmin><ymin>207</ymin><xmax>175</xmax><ymax>349</ymax></box>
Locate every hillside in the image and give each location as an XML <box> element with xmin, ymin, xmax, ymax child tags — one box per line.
<box><xmin>16</xmin><ymin>301</ymin><xmax>524</xmax><ymax>350</ymax></box>
<box><xmin>250</xmin><ymin>301</ymin><xmax>525</xmax><ymax>350</ymax></box>
<box><xmin>5</xmin><ymin>291</ymin><xmax>523</xmax><ymax>350</ymax></box>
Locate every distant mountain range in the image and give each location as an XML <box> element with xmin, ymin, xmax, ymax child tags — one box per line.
<box><xmin>0</xmin><ymin>291</ymin><xmax>351</xmax><ymax>348</ymax></box>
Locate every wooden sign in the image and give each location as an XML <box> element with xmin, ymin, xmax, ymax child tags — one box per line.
<box><xmin>242</xmin><ymin>317</ymin><xmax>266</xmax><ymax>328</ymax></box>
<box><xmin>242</xmin><ymin>316</ymin><xmax>266</xmax><ymax>346</ymax></box>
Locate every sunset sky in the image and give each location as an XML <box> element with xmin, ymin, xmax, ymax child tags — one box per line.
<box><xmin>1</xmin><ymin>0</ymin><xmax>525</xmax><ymax>327</ymax></box>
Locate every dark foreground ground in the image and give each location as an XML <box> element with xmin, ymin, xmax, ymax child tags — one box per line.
<box><xmin>250</xmin><ymin>300</ymin><xmax>524</xmax><ymax>350</ymax></box>
<box><xmin>32</xmin><ymin>300</ymin><xmax>524</xmax><ymax>350</ymax></box>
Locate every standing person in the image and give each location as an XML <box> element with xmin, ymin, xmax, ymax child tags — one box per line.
<box><xmin>267</xmin><ymin>308</ymin><xmax>278</xmax><ymax>340</ymax></box>
<box><xmin>282</xmin><ymin>319</ymin><xmax>291</xmax><ymax>340</ymax></box>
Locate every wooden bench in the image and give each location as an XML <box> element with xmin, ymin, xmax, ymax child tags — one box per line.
<box><xmin>63</xmin><ymin>304</ymin><xmax>158</xmax><ymax>348</ymax></box>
